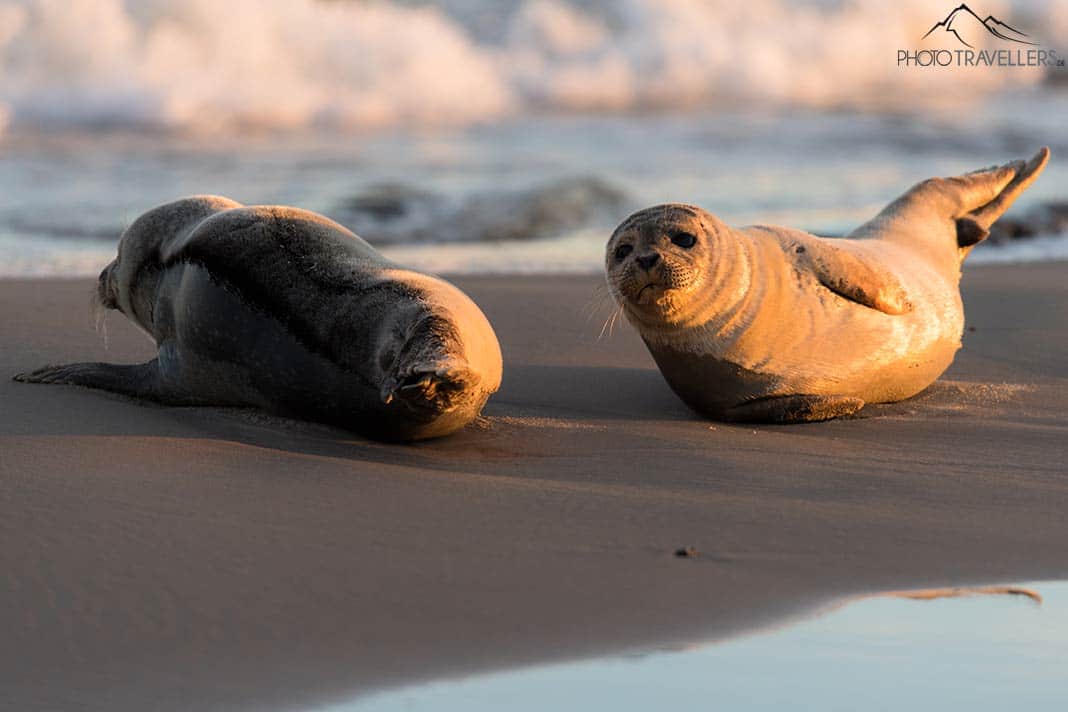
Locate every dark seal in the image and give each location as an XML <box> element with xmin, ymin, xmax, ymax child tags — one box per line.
<box><xmin>15</xmin><ymin>196</ymin><xmax>503</xmax><ymax>441</ymax></box>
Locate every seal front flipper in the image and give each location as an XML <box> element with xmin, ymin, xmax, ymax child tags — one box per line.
<box><xmin>13</xmin><ymin>359</ymin><xmax>201</xmax><ymax>405</ymax></box>
<box><xmin>798</xmin><ymin>240</ymin><xmax>913</xmax><ymax>315</ymax></box>
<box><xmin>726</xmin><ymin>394</ymin><xmax>865</xmax><ymax>424</ymax></box>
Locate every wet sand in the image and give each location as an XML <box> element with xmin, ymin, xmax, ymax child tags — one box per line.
<box><xmin>2</xmin><ymin>265</ymin><xmax>1067</xmax><ymax>711</ymax></box>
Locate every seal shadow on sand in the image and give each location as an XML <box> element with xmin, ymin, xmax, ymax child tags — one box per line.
<box><xmin>5</xmin><ymin>361</ymin><xmax>697</xmax><ymax>474</ymax></box>
<box><xmin>859</xmin><ymin>379</ymin><xmax>1037</xmax><ymax>419</ymax></box>
<box><xmin>5</xmin><ymin>357</ymin><xmax>1039</xmax><ymax>478</ymax></box>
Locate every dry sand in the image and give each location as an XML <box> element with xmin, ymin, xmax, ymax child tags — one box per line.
<box><xmin>2</xmin><ymin>265</ymin><xmax>1067</xmax><ymax>711</ymax></box>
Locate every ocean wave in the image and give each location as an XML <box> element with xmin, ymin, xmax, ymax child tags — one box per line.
<box><xmin>970</xmin><ymin>232</ymin><xmax>1068</xmax><ymax>263</ymax></box>
<box><xmin>1</xmin><ymin>0</ymin><xmax>1064</xmax><ymax>135</ymax></box>
<box><xmin>332</xmin><ymin>176</ymin><xmax>632</xmax><ymax>245</ymax></box>
<box><xmin>5</xmin><ymin>228</ymin><xmax>1066</xmax><ymax>279</ymax></box>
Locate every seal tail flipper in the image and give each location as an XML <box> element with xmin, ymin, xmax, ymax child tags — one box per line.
<box><xmin>725</xmin><ymin>394</ymin><xmax>865</xmax><ymax>424</ymax></box>
<box><xmin>965</xmin><ymin>146</ymin><xmax>1050</xmax><ymax>234</ymax></box>
<box><xmin>851</xmin><ymin>148</ymin><xmax>1050</xmax><ymax>252</ymax></box>
<box><xmin>13</xmin><ymin>359</ymin><xmax>201</xmax><ymax>405</ymax></box>
<box><xmin>381</xmin><ymin>359</ymin><xmax>481</xmax><ymax>414</ymax></box>
<box><xmin>945</xmin><ymin>147</ymin><xmax>1050</xmax><ymax>252</ymax></box>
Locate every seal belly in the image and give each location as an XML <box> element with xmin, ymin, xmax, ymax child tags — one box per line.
<box><xmin>647</xmin><ymin>260</ymin><xmax>963</xmax><ymax>415</ymax></box>
<box><xmin>158</xmin><ymin>264</ymin><xmax>373</xmax><ymax>413</ymax></box>
<box><xmin>157</xmin><ymin>263</ymin><xmax>445</xmax><ymax>439</ymax></box>
<box><xmin>646</xmin><ymin>342</ymin><xmax>779</xmax><ymax>418</ymax></box>
<box><xmin>720</xmin><ymin>240</ymin><xmax>963</xmax><ymax>405</ymax></box>
<box><xmin>650</xmin><ymin>329</ymin><xmax>957</xmax><ymax>419</ymax></box>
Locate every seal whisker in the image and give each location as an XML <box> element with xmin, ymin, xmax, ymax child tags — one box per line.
<box><xmin>610</xmin><ymin>304</ymin><xmax>626</xmax><ymax>337</ymax></box>
<box><xmin>597</xmin><ymin>306</ymin><xmax>616</xmax><ymax>340</ymax></box>
<box><xmin>90</xmin><ymin>287</ymin><xmax>109</xmax><ymax>350</ymax></box>
<box><xmin>582</xmin><ymin>285</ymin><xmax>616</xmax><ymax>327</ymax></box>
<box><xmin>598</xmin><ymin>303</ymin><xmax>624</xmax><ymax>341</ymax></box>
<box><xmin>98</xmin><ymin>313</ymin><xmax>109</xmax><ymax>350</ymax></box>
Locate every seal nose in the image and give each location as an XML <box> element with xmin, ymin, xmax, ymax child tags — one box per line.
<box><xmin>636</xmin><ymin>252</ymin><xmax>660</xmax><ymax>271</ymax></box>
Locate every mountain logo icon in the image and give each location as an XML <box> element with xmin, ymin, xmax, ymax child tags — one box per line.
<box><xmin>922</xmin><ymin>4</ymin><xmax>1037</xmax><ymax>48</ymax></box>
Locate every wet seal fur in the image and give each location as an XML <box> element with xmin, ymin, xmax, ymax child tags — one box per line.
<box><xmin>15</xmin><ymin>196</ymin><xmax>503</xmax><ymax>441</ymax></box>
<box><xmin>605</xmin><ymin>148</ymin><xmax>1050</xmax><ymax>423</ymax></box>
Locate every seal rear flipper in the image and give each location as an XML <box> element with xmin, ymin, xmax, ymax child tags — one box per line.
<box><xmin>726</xmin><ymin>394</ymin><xmax>865</xmax><ymax>424</ymax></box>
<box><xmin>13</xmin><ymin>359</ymin><xmax>202</xmax><ymax>406</ymax></box>
<box><xmin>800</xmin><ymin>241</ymin><xmax>913</xmax><ymax>315</ymax></box>
<box><xmin>380</xmin><ymin>359</ymin><xmax>481</xmax><ymax>414</ymax></box>
<box><xmin>850</xmin><ymin>148</ymin><xmax>1049</xmax><ymax>249</ymax></box>
<box><xmin>966</xmin><ymin>147</ymin><xmax>1050</xmax><ymax>234</ymax></box>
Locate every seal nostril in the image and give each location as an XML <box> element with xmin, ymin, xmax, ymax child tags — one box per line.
<box><xmin>636</xmin><ymin>253</ymin><xmax>660</xmax><ymax>270</ymax></box>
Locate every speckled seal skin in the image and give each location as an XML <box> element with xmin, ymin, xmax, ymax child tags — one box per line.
<box><xmin>15</xmin><ymin>196</ymin><xmax>503</xmax><ymax>441</ymax></box>
<box><xmin>605</xmin><ymin>148</ymin><xmax>1050</xmax><ymax>423</ymax></box>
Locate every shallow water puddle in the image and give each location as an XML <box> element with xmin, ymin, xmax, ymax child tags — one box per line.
<box><xmin>332</xmin><ymin>581</ymin><xmax>1067</xmax><ymax>711</ymax></box>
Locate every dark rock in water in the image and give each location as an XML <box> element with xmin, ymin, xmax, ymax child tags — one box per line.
<box><xmin>989</xmin><ymin>201</ymin><xmax>1068</xmax><ymax>244</ymax></box>
<box><xmin>341</xmin><ymin>183</ymin><xmax>442</xmax><ymax>221</ymax></box>
<box><xmin>7</xmin><ymin>217</ymin><xmax>126</xmax><ymax>242</ymax></box>
<box><xmin>332</xmin><ymin>176</ymin><xmax>632</xmax><ymax>245</ymax></box>
<box><xmin>1045</xmin><ymin>68</ymin><xmax>1068</xmax><ymax>87</ymax></box>
<box><xmin>452</xmin><ymin>176</ymin><xmax>630</xmax><ymax>243</ymax></box>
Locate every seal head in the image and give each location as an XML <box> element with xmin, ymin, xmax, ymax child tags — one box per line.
<box><xmin>606</xmin><ymin>203</ymin><xmax>742</xmax><ymax>334</ymax></box>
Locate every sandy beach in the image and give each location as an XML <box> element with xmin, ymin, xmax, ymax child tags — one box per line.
<box><xmin>2</xmin><ymin>265</ymin><xmax>1067</xmax><ymax>711</ymax></box>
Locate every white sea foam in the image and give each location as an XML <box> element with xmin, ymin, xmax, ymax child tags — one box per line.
<box><xmin>0</xmin><ymin>0</ymin><xmax>1063</xmax><ymax>134</ymax></box>
<box><xmin>0</xmin><ymin>234</ymin><xmax>115</xmax><ymax>277</ymax></box>
<box><xmin>0</xmin><ymin>229</ymin><xmax>607</xmax><ymax>277</ymax></box>
<box><xmin>0</xmin><ymin>0</ymin><xmax>512</xmax><ymax>132</ymax></box>
<box><xmin>970</xmin><ymin>233</ymin><xmax>1068</xmax><ymax>263</ymax></box>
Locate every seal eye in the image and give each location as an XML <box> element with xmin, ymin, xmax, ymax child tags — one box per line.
<box><xmin>671</xmin><ymin>231</ymin><xmax>697</xmax><ymax>249</ymax></box>
<box><xmin>614</xmin><ymin>244</ymin><xmax>633</xmax><ymax>261</ymax></box>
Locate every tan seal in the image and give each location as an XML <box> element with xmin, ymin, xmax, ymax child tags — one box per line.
<box><xmin>605</xmin><ymin>148</ymin><xmax>1050</xmax><ymax>423</ymax></box>
<box><xmin>15</xmin><ymin>196</ymin><xmax>503</xmax><ymax>441</ymax></box>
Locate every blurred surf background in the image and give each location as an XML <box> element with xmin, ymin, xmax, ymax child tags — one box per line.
<box><xmin>1</xmin><ymin>0</ymin><xmax>1066</xmax><ymax>276</ymax></box>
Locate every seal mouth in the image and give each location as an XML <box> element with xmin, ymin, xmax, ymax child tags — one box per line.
<box><xmin>633</xmin><ymin>283</ymin><xmax>665</xmax><ymax>305</ymax></box>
